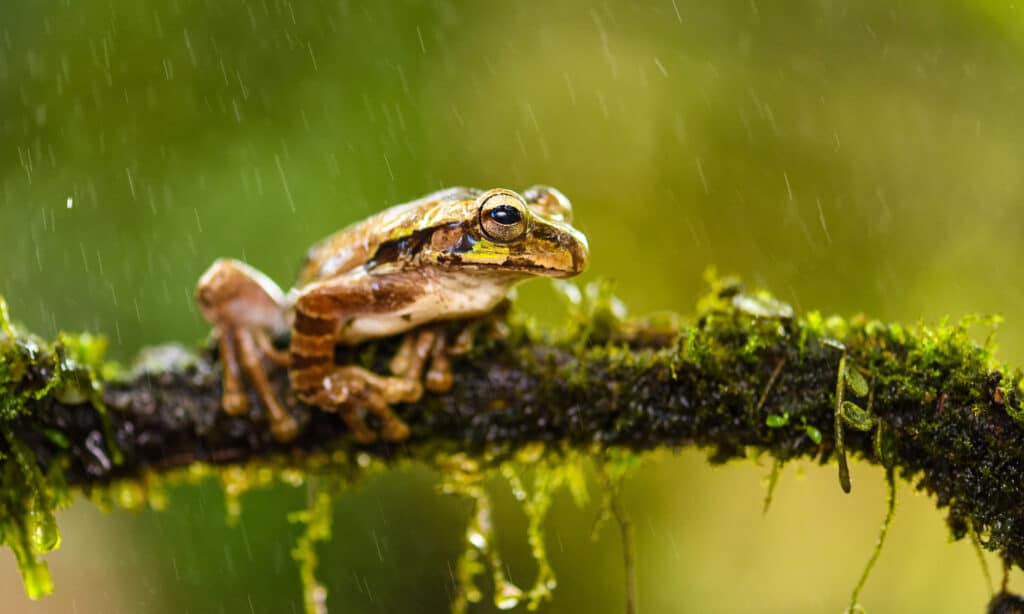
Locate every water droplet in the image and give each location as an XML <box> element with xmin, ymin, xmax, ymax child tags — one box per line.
<box><xmin>112</xmin><ymin>480</ymin><xmax>145</xmax><ymax>510</ymax></box>
<box><xmin>308</xmin><ymin>584</ymin><xmax>328</xmax><ymax>614</ymax></box>
<box><xmin>494</xmin><ymin>583</ymin><xmax>523</xmax><ymax>610</ymax></box>
<box><xmin>28</xmin><ymin>507</ymin><xmax>61</xmax><ymax>553</ymax></box>
<box><xmin>467</xmin><ymin>529</ymin><xmax>487</xmax><ymax>549</ymax></box>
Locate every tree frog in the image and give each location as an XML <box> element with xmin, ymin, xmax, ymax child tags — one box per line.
<box><xmin>195</xmin><ymin>186</ymin><xmax>589</xmax><ymax>442</ymax></box>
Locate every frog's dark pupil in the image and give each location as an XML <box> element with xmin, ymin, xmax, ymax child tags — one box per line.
<box><xmin>489</xmin><ymin>205</ymin><xmax>522</xmax><ymax>225</ymax></box>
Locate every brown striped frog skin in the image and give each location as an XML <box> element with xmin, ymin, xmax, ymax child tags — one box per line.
<box><xmin>195</xmin><ymin>186</ymin><xmax>589</xmax><ymax>442</ymax></box>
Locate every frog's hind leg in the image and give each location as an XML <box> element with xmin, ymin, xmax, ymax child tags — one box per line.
<box><xmin>330</xmin><ymin>367</ymin><xmax>416</xmax><ymax>442</ymax></box>
<box><xmin>215</xmin><ymin>327</ymin><xmax>248</xmax><ymax>415</ymax></box>
<box><xmin>196</xmin><ymin>259</ymin><xmax>295</xmax><ymax>438</ymax></box>
<box><xmin>290</xmin><ymin>277</ymin><xmax>424</xmax><ymax>443</ymax></box>
<box><xmin>255</xmin><ymin>330</ymin><xmax>291</xmax><ymax>367</ymax></box>
<box><xmin>296</xmin><ymin>364</ymin><xmax>420</xmax><ymax>444</ymax></box>
<box><xmin>235</xmin><ymin>328</ymin><xmax>298</xmax><ymax>441</ymax></box>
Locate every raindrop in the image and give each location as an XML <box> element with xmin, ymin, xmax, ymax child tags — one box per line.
<box><xmin>28</xmin><ymin>506</ymin><xmax>61</xmax><ymax>553</ymax></box>
<box><xmin>467</xmin><ymin>528</ymin><xmax>487</xmax><ymax>549</ymax></box>
<box><xmin>493</xmin><ymin>582</ymin><xmax>523</xmax><ymax>610</ymax></box>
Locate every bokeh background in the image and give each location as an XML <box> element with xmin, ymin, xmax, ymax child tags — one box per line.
<box><xmin>2</xmin><ymin>1</ymin><xmax>1024</xmax><ymax>612</ymax></box>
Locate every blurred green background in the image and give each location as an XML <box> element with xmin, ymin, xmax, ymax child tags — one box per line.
<box><xmin>2</xmin><ymin>0</ymin><xmax>1024</xmax><ymax>612</ymax></box>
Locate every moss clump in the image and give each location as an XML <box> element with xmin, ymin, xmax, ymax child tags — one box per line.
<box><xmin>0</xmin><ymin>296</ymin><xmax>118</xmax><ymax>598</ymax></box>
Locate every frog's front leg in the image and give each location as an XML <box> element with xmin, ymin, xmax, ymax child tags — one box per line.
<box><xmin>388</xmin><ymin>327</ymin><xmax>454</xmax><ymax>391</ymax></box>
<box><xmin>196</xmin><ymin>259</ymin><xmax>298</xmax><ymax>441</ymax></box>
<box><xmin>388</xmin><ymin>319</ymin><xmax>491</xmax><ymax>396</ymax></box>
<box><xmin>289</xmin><ymin>275</ymin><xmax>425</xmax><ymax>443</ymax></box>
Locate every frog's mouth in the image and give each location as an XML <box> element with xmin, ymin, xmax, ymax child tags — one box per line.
<box><xmin>454</xmin><ymin>220</ymin><xmax>589</xmax><ymax>278</ymax></box>
<box><xmin>525</xmin><ymin>221</ymin><xmax>590</xmax><ymax>277</ymax></box>
<box><xmin>366</xmin><ymin>219</ymin><xmax>589</xmax><ymax>278</ymax></box>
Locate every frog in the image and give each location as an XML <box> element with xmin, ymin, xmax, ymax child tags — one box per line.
<box><xmin>195</xmin><ymin>186</ymin><xmax>589</xmax><ymax>443</ymax></box>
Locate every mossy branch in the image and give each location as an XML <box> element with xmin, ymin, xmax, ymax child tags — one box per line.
<box><xmin>3</xmin><ymin>280</ymin><xmax>1024</xmax><ymax>600</ymax></box>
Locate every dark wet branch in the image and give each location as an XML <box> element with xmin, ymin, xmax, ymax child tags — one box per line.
<box><xmin>5</xmin><ymin>287</ymin><xmax>1024</xmax><ymax>574</ymax></box>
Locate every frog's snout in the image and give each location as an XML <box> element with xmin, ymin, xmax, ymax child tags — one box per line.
<box><xmin>564</xmin><ymin>227</ymin><xmax>590</xmax><ymax>277</ymax></box>
<box><xmin>541</xmin><ymin>222</ymin><xmax>589</xmax><ymax>278</ymax></box>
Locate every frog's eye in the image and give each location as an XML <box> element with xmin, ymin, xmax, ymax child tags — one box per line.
<box><xmin>479</xmin><ymin>191</ymin><xmax>529</xmax><ymax>243</ymax></box>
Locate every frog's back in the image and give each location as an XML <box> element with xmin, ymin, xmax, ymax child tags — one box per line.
<box><xmin>295</xmin><ymin>187</ymin><xmax>479</xmax><ymax>287</ymax></box>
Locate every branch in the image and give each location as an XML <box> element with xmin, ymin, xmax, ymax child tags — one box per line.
<box><xmin>2</xmin><ymin>281</ymin><xmax>1024</xmax><ymax>599</ymax></box>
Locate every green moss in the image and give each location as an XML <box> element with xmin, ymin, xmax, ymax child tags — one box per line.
<box><xmin>0</xmin><ymin>295</ymin><xmax>118</xmax><ymax>598</ymax></box>
<box><xmin>85</xmin><ymin>448</ymin><xmax>383</xmax><ymax>614</ymax></box>
<box><xmin>439</xmin><ymin>452</ymin><xmax>513</xmax><ymax>613</ymax></box>
<box><xmin>0</xmin><ymin>424</ymin><xmax>58</xmax><ymax>598</ymax></box>
<box><xmin>436</xmin><ymin>446</ymin><xmax>593</xmax><ymax>613</ymax></box>
<box><xmin>289</xmin><ymin>481</ymin><xmax>334</xmax><ymax>614</ymax></box>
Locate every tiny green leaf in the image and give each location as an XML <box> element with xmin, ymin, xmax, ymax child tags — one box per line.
<box><xmin>32</xmin><ymin>427</ymin><xmax>69</xmax><ymax>450</ymax></box>
<box><xmin>841</xmin><ymin>401</ymin><xmax>876</xmax><ymax>431</ymax></box>
<box><xmin>766</xmin><ymin>413</ymin><xmax>790</xmax><ymax>428</ymax></box>
<box><xmin>804</xmin><ymin>425</ymin><xmax>823</xmax><ymax>445</ymax></box>
<box><xmin>844</xmin><ymin>364</ymin><xmax>869</xmax><ymax>397</ymax></box>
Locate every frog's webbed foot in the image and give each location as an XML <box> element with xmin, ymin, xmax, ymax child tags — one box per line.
<box><xmin>196</xmin><ymin>259</ymin><xmax>298</xmax><ymax>441</ymax></box>
<box><xmin>305</xmin><ymin>366</ymin><xmax>421</xmax><ymax>444</ymax></box>
<box><xmin>292</xmin><ymin>324</ymin><xmax>471</xmax><ymax>444</ymax></box>
<box><xmin>301</xmin><ymin>327</ymin><xmax>452</xmax><ymax>445</ymax></box>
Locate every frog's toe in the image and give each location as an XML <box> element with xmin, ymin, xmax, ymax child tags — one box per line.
<box><xmin>302</xmin><ymin>366</ymin><xmax>415</xmax><ymax>442</ymax></box>
<box><xmin>359</xmin><ymin>390</ymin><xmax>411</xmax><ymax>442</ymax></box>
<box><xmin>488</xmin><ymin>319</ymin><xmax>511</xmax><ymax>340</ymax></box>
<box><xmin>352</xmin><ymin>428</ymin><xmax>379</xmax><ymax>445</ymax></box>
<box><xmin>222</xmin><ymin>390</ymin><xmax>249</xmax><ymax>415</ymax></box>
<box><xmin>269</xmin><ymin>413</ymin><xmax>299</xmax><ymax>442</ymax></box>
<box><xmin>338</xmin><ymin>406</ymin><xmax>379</xmax><ymax>444</ymax></box>
<box><xmin>425</xmin><ymin>338</ymin><xmax>454</xmax><ymax>393</ymax></box>
<box><xmin>448</xmin><ymin>325</ymin><xmax>476</xmax><ymax>355</ymax></box>
<box><xmin>380</xmin><ymin>415</ymin><xmax>410</xmax><ymax>441</ymax></box>
<box><xmin>425</xmin><ymin>367</ymin><xmax>453</xmax><ymax>394</ymax></box>
<box><xmin>383</xmin><ymin>376</ymin><xmax>422</xmax><ymax>404</ymax></box>
<box><xmin>388</xmin><ymin>328</ymin><xmax>438</xmax><ymax>379</ymax></box>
